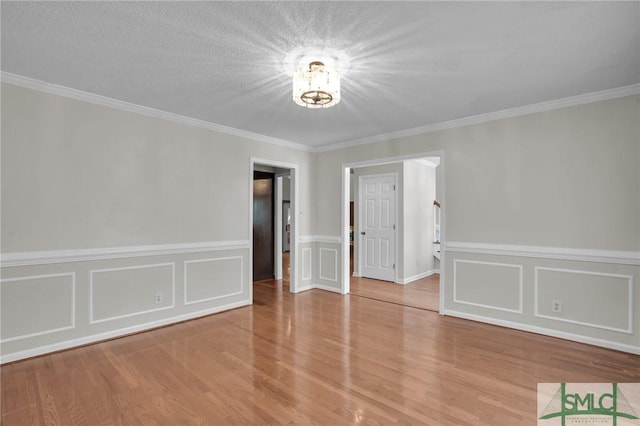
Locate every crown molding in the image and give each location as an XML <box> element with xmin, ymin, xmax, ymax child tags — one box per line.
<box><xmin>0</xmin><ymin>72</ymin><xmax>312</xmax><ymax>152</ymax></box>
<box><xmin>3</xmin><ymin>72</ymin><xmax>637</xmax><ymax>154</ymax></box>
<box><xmin>313</xmin><ymin>83</ymin><xmax>640</xmax><ymax>153</ymax></box>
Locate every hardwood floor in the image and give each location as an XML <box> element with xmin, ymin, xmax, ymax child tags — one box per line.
<box><xmin>350</xmin><ymin>274</ymin><xmax>439</xmax><ymax>311</ymax></box>
<box><xmin>2</xmin><ymin>281</ymin><xmax>639</xmax><ymax>425</ymax></box>
<box><xmin>282</xmin><ymin>251</ymin><xmax>290</xmax><ymax>282</ymax></box>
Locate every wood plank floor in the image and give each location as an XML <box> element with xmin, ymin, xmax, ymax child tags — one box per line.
<box><xmin>350</xmin><ymin>275</ymin><xmax>439</xmax><ymax>312</ymax></box>
<box><xmin>2</xmin><ymin>280</ymin><xmax>639</xmax><ymax>425</ymax></box>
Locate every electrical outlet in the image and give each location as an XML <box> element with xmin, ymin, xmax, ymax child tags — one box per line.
<box><xmin>155</xmin><ymin>292</ymin><xmax>163</xmax><ymax>304</ymax></box>
<box><xmin>552</xmin><ymin>300</ymin><xmax>562</xmax><ymax>313</ymax></box>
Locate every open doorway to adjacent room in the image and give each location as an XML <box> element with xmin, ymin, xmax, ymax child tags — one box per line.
<box><xmin>250</xmin><ymin>159</ymin><xmax>298</xmax><ymax>303</ymax></box>
<box><xmin>341</xmin><ymin>153</ymin><xmax>444</xmax><ymax>312</ymax></box>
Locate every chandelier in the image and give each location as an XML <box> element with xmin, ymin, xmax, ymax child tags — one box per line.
<box><xmin>292</xmin><ymin>61</ymin><xmax>340</xmax><ymax>108</ymax></box>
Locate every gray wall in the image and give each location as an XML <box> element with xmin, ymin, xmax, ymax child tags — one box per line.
<box><xmin>402</xmin><ymin>160</ymin><xmax>436</xmax><ymax>281</ymax></box>
<box><xmin>0</xmin><ymin>83</ymin><xmax>313</xmax><ymax>362</ymax></box>
<box><xmin>2</xmin><ymin>82</ymin><xmax>639</xmax><ymax>360</ymax></box>
<box><xmin>314</xmin><ymin>94</ymin><xmax>640</xmax><ymax>353</ymax></box>
<box><xmin>2</xmin><ymin>85</ymin><xmax>314</xmax><ymax>251</ymax></box>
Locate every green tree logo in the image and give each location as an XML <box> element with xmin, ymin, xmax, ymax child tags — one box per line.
<box><xmin>540</xmin><ymin>383</ymin><xmax>639</xmax><ymax>425</ymax></box>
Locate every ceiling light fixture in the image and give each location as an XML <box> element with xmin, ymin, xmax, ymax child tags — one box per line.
<box><xmin>293</xmin><ymin>61</ymin><xmax>340</xmax><ymax>108</ymax></box>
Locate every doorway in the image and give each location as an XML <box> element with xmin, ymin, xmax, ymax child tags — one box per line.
<box><xmin>250</xmin><ymin>158</ymin><xmax>299</xmax><ymax>300</ymax></box>
<box><xmin>340</xmin><ymin>152</ymin><xmax>445</xmax><ymax>313</ymax></box>
<box><xmin>253</xmin><ymin>171</ymin><xmax>275</xmax><ymax>281</ymax></box>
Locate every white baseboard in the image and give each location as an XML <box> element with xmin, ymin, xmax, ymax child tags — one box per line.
<box><xmin>396</xmin><ymin>269</ymin><xmax>438</xmax><ymax>285</ymax></box>
<box><xmin>295</xmin><ymin>285</ymin><xmax>314</xmax><ymax>293</ymax></box>
<box><xmin>444</xmin><ymin>309</ymin><xmax>640</xmax><ymax>355</ymax></box>
<box><xmin>313</xmin><ymin>283</ymin><xmax>344</xmax><ymax>294</ymax></box>
<box><xmin>1</xmin><ymin>299</ymin><xmax>251</xmax><ymax>364</ymax></box>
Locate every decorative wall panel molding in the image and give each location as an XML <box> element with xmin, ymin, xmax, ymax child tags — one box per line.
<box><xmin>302</xmin><ymin>248</ymin><xmax>313</xmax><ymax>281</ymax></box>
<box><xmin>1</xmin><ymin>245</ymin><xmax>250</xmax><ymax>363</ymax></box>
<box><xmin>319</xmin><ymin>248</ymin><xmax>338</xmax><ymax>282</ymax></box>
<box><xmin>89</xmin><ymin>263</ymin><xmax>175</xmax><ymax>324</ymax></box>
<box><xmin>0</xmin><ymin>273</ymin><xmax>76</xmax><ymax>343</ymax></box>
<box><xmin>534</xmin><ymin>267</ymin><xmax>634</xmax><ymax>334</ymax></box>
<box><xmin>1</xmin><ymin>299</ymin><xmax>250</xmax><ymax>364</ymax></box>
<box><xmin>184</xmin><ymin>256</ymin><xmax>243</xmax><ymax>305</ymax></box>
<box><xmin>453</xmin><ymin>259</ymin><xmax>524</xmax><ymax>314</ymax></box>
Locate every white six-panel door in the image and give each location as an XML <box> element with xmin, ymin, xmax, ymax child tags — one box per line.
<box><xmin>359</xmin><ymin>174</ymin><xmax>396</xmax><ymax>282</ymax></box>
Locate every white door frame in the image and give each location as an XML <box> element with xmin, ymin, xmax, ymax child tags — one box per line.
<box><xmin>340</xmin><ymin>150</ymin><xmax>446</xmax><ymax>314</ymax></box>
<box><xmin>275</xmin><ymin>176</ymin><xmax>284</xmax><ymax>280</ymax></box>
<box><xmin>275</xmin><ymin>174</ymin><xmax>291</xmax><ymax>280</ymax></box>
<box><xmin>357</xmin><ymin>172</ymin><xmax>398</xmax><ymax>283</ymax></box>
<box><xmin>250</xmin><ymin>158</ymin><xmax>299</xmax><ymax>302</ymax></box>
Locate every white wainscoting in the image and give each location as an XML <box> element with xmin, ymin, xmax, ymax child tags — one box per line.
<box><xmin>445</xmin><ymin>242</ymin><xmax>639</xmax><ymax>354</ymax></box>
<box><xmin>1</xmin><ymin>240</ymin><xmax>250</xmax><ymax>363</ymax></box>
<box><xmin>301</xmin><ymin>248</ymin><xmax>313</xmax><ymax>281</ymax></box>
<box><xmin>453</xmin><ymin>259</ymin><xmax>524</xmax><ymax>314</ymax></box>
<box><xmin>184</xmin><ymin>256</ymin><xmax>243</xmax><ymax>305</ymax></box>
<box><xmin>298</xmin><ymin>236</ymin><xmax>343</xmax><ymax>292</ymax></box>
<box><xmin>319</xmin><ymin>248</ymin><xmax>338</xmax><ymax>283</ymax></box>
<box><xmin>534</xmin><ymin>267</ymin><xmax>633</xmax><ymax>334</ymax></box>
<box><xmin>89</xmin><ymin>263</ymin><xmax>176</xmax><ymax>324</ymax></box>
<box><xmin>1</xmin><ymin>299</ymin><xmax>250</xmax><ymax>364</ymax></box>
<box><xmin>0</xmin><ymin>273</ymin><xmax>76</xmax><ymax>343</ymax></box>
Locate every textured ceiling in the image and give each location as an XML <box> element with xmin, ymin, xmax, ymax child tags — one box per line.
<box><xmin>2</xmin><ymin>1</ymin><xmax>639</xmax><ymax>148</ymax></box>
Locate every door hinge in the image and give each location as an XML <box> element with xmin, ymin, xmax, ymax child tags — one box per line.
<box><xmin>393</xmin><ymin>184</ymin><xmax>396</xmax><ymax>190</ymax></box>
<box><xmin>393</xmin><ymin>224</ymin><xmax>396</xmax><ymax>230</ymax></box>
<box><xmin>393</xmin><ymin>264</ymin><xmax>396</xmax><ymax>269</ymax></box>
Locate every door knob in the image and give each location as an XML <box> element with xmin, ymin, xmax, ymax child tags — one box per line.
<box><xmin>360</xmin><ymin>231</ymin><xmax>366</xmax><ymax>235</ymax></box>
